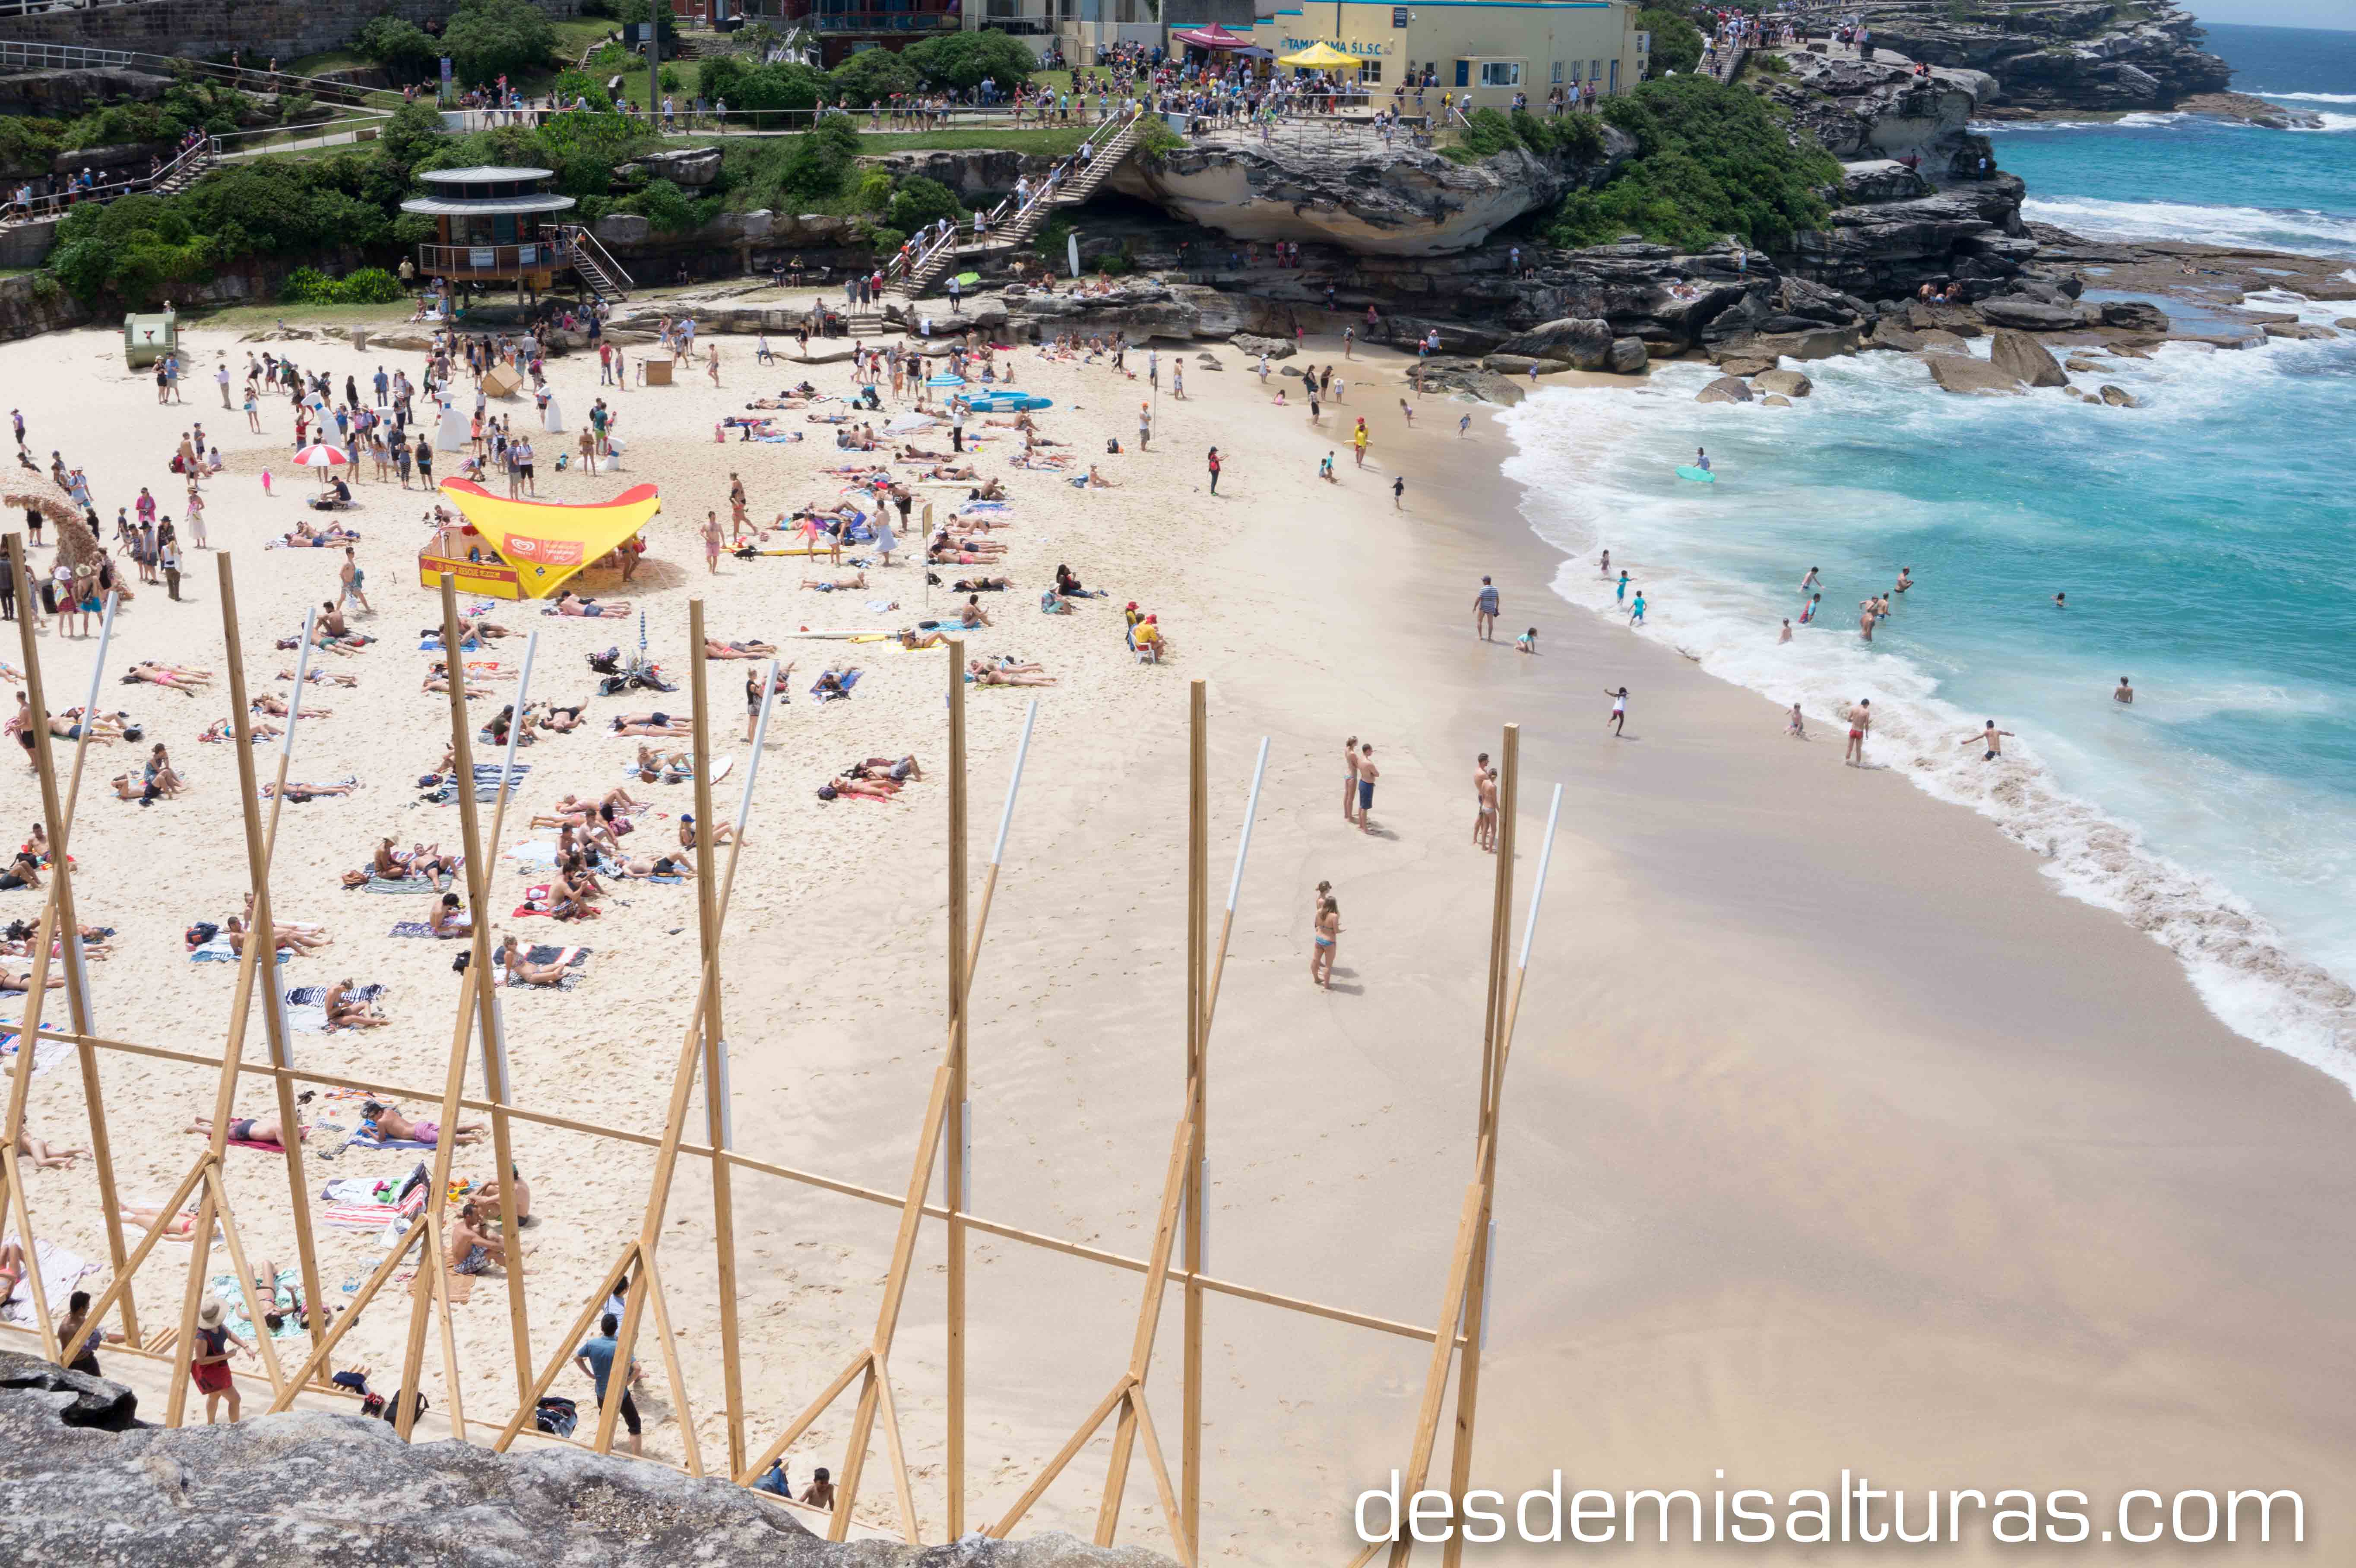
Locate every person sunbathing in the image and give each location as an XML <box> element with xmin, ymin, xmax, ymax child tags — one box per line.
<box><xmin>920</xmin><ymin>463</ymin><xmax>980</xmax><ymax>482</ymax></box>
<box><xmin>548</xmin><ymin>861</ymin><xmax>602</xmax><ymax>921</ymax></box>
<box><xmin>968</xmin><ymin>661</ymin><xmax>1058</xmax><ymax>687</ymax></box>
<box><xmin>263</xmin><ymin>778</ymin><xmax>357</xmax><ymax>802</ymax></box>
<box><xmin>809</xmin><ymin>669</ymin><xmax>858</xmax><ymax>702</ymax></box>
<box><xmin>477</xmin><ymin>1166</ymin><xmax>533</xmax><ymax>1227</ymax></box>
<box><xmin>13</xmin><ymin>1125</ymin><xmax>88</xmax><ymax>1168</ymax></box>
<box><xmin>676</xmin><ymin>812</ymin><xmax>738</xmax><ymax>851</ymax></box>
<box><xmin>250</xmin><ymin>694</ymin><xmax>325</xmax><ymax>719</ymax></box>
<box><xmin>955</xmin><ymin>601</ymin><xmax>993</xmax><ymax>629</ymax></box>
<box><xmin>611</xmin><ymin>712</ymin><xmax>692</xmax><ymax>737</ymax></box>
<box><xmin>422</xmin><ymin>671</ymin><xmax>491</xmax><ymax>699</ymax></box>
<box><xmin>952</xmin><ymin>577</ymin><xmax>1010</xmax><ymax>594</ymax></box>
<box><xmin>1082</xmin><ymin>465</ymin><xmax>1116</xmax><ymax>489</ymax></box>
<box><xmin>184</xmin><ymin>1111</ymin><xmax>297</xmax><ymax>1145</ymax></box>
<box><xmin>124</xmin><ymin>661</ymin><xmax>212</xmax><ymax>693</ymax></box>
<box><xmin>374</xmin><ymin>839</ymin><xmax>457</xmax><ymax>882</ymax></box>
<box><xmin>203</xmin><ymin>718</ymin><xmax>283</xmax><ymax>743</ymax></box>
<box><xmin>223</xmin><ymin>915</ymin><xmax>332</xmax><ymax>956</ymax></box>
<box><xmin>117</xmin><ymin>1201</ymin><xmax>203</xmax><ymax>1241</ymax></box>
<box><xmin>553</xmin><ymin>593</ymin><xmax>631</xmax><ymax>619</ymax></box>
<box><xmin>896</xmin><ymin>628</ymin><xmax>949</xmax><ymax>650</ymax></box>
<box><xmin>498</xmin><ymin>933</ymin><xmax>572</xmax><ymax>989</ymax></box>
<box><xmin>895</xmin><ymin>443</ymin><xmax>951</xmax><ymax>462</ymax></box>
<box><xmin>428</xmin><ymin>891</ymin><xmax>471</xmax><ymax>937</ymax></box>
<box><xmin>1009</xmin><ymin>454</ymin><xmax>1070</xmax><ymax>471</ymax></box>
<box><xmin>446</xmin><ymin>1200</ymin><xmax>512</xmax><ymax>1275</ymax></box>
<box><xmin>972</xmin><ymin>477</ymin><xmax>1008</xmax><ymax>499</ymax></box>
<box><xmin>848</xmin><ymin>756</ymin><xmax>922</xmax><ymax>782</ymax></box>
<box><xmin>322</xmin><ymin>978</ymin><xmax>389</xmax><ymax>1031</ymax></box>
<box><xmin>703</xmin><ymin>637</ymin><xmax>778</xmax><ymax>659</ymax></box>
<box><xmin>614</xmin><ymin>851</ymin><xmax>694</xmax><ymax>879</ymax></box>
<box><xmin>800</xmin><ymin>573</ymin><xmax>868</xmax><ymax>592</ymax></box>
<box><xmin>630</xmin><ymin>743</ymin><xmax>691</xmax><ymax>783</ymax></box>
<box><xmin>280</xmin><ymin>668</ymin><xmax>358</xmax><ymax>687</ymax></box>
<box><xmin>54</xmin><ymin>708</ymin><xmax>129</xmax><ymax>742</ymax></box>
<box><xmin>822</xmin><ymin>773</ymin><xmax>900</xmax><ymax>801</ymax></box>
<box><xmin>530</xmin><ymin>700</ymin><xmax>588</xmax><ymax>733</ymax></box>
<box><xmin>361</xmin><ymin>1102</ymin><xmax>483</xmax><ymax>1146</ymax></box>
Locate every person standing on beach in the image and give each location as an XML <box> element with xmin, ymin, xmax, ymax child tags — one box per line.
<box><xmin>2115</xmin><ymin>676</ymin><xmax>2134</xmax><ymax>705</ymax></box>
<box><xmin>1614</xmin><ymin>571</ymin><xmax>1630</xmax><ymax>606</ymax></box>
<box><xmin>1474</xmin><ymin>577</ymin><xmax>1500</xmax><ymax>641</ymax></box>
<box><xmin>1628</xmin><ymin>590</ymin><xmax>1647</xmax><ymax>627</ymax></box>
<box><xmin>1206</xmin><ymin>447</ymin><xmax>1221</xmax><ymax>494</ymax></box>
<box><xmin>1845</xmin><ymin>698</ymin><xmax>1872</xmax><ymax>766</ymax></box>
<box><xmin>1138</xmin><ymin>401</ymin><xmax>1152</xmax><ymax>450</ymax></box>
<box><xmin>1605</xmin><ymin>687</ymin><xmax>1628</xmax><ymax>737</ymax></box>
<box><xmin>1342</xmin><ymin>736</ymin><xmax>1360</xmax><ymax>822</ymax></box>
<box><xmin>703</xmin><ymin>512</ymin><xmax>723</xmax><ymax>575</ymax></box>
<box><xmin>1599</xmin><ymin>550</ymin><xmax>1611</xmax><ymax>579</ymax></box>
<box><xmin>1392</xmin><ymin>474</ymin><xmax>1405</xmax><ymax>510</ymax></box>
<box><xmin>1310</xmin><ymin>896</ymin><xmax>1340</xmax><ymax>987</ymax></box>
<box><xmin>1786</xmin><ymin>703</ymin><xmax>1806</xmax><ymax>739</ymax></box>
<box><xmin>338</xmin><ymin>547</ymin><xmax>369</xmax><ymax>615</ymax></box>
<box><xmin>1964</xmin><ymin>720</ymin><xmax>2016</xmax><ymax>762</ymax></box>
<box><xmin>1473</xmin><ymin>755</ymin><xmax>1498</xmax><ymax>851</ymax></box>
<box><xmin>1356</xmin><ymin>743</ymin><xmax>1379</xmax><ymax>833</ymax></box>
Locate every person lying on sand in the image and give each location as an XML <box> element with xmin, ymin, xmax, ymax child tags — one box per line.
<box><xmin>800</xmin><ymin>573</ymin><xmax>868</xmax><ymax>592</ymax></box>
<box><xmin>897</xmin><ymin>628</ymin><xmax>949</xmax><ymax>650</ymax></box>
<box><xmin>279</xmin><ymin>668</ymin><xmax>358</xmax><ymax>687</ymax></box>
<box><xmin>529</xmin><ymin>700</ymin><xmax>588</xmax><ymax>733</ymax></box>
<box><xmin>203</xmin><ymin>718</ymin><xmax>282</xmax><ymax>743</ymax></box>
<box><xmin>360</xmin><ymin>1102</ymin><xmax>484</xmax><ymax>1146</ymax></box>
<box><xmin>498</xmin><ymin>932</ymin><xmax>573</xmax><ymax>989</ymax></box>
<box><xmin>846</xmin><ymin>756</ymin><xmax>922</xmax><ymax>782</ymax></box>
<box><xmin>262</xmin><ymin>778</ymin><xmax>357</xmax><ymax>802</ymax></box>
<box><xmin>250</xmin><ymin>694</ymin><xmax>324</xmax><ymax>719</ymax></box>
<box><xmin>223</xmin><ymin>915</ymin><xmax>332</xmax><ymax>955</ymax></box>
<box><xmin>703</xmin><ymin>637</ymin><xmax>778</xmax><ymax>659</ymax></box>
<box><xmin>123</xmin><ymin>661</ymin><xmax>212</xmax><ymax>693</ymax></box>
<box><xmin>610</xmin><ymin>712</ymin><xmax>692</xmax><ymax>737</ymax></box>
<box><xmin>184</xmin><ymin>1111</ymin><xmax>299</xmax><ymax>1145</ymax></box>
<box><xmin>14</xmin><ymin>1125</ymin><xmax>88</xmax><ymax>1168</ymax></box>
<box><xmin>1009</xmin><ymin>454</ymin><xmax>1070</xmax><ymax>472</ymax></box>
<box><xmin>115</xmin><ymin>1201</ymin><xmax>203</xmax><ymax>1241</ymax></box>
<box><xmin>552</xmin><ymin>593</ymin><xmax>631</xmax><ymax>619</ymax></box>
<box><xmin>820</xmin><ymin>773</ymin><xmax>900</xmax><ymax>801</ymax></box>
<box><xmin>421</xmin><ymin>670</ymin><xmax>491</xmax><ymax>699</ymax></box>
<box><xmin>967</xmin><ymin>660</ymin><xmax>1058</xmax><ymax>687</ymax></box>
<box><xmin>918</xmin><ymin>464</ymin><xmax>980</xmax><ymax>482</ymax></box>
<box><xmin>953</xmin><ymin>577</ymin><xmax>1010</xmax><ymax>594</ymax></box>
<box><xmin>374</xmin><ymin>839</ymin><xmax>459</xmax><ymax>882</ymax></box>
<box><xmin>323</xmin><ymin>977</ymin><xmax>390</xmax><ymax>1031</ymax></box>
<box><xmin>895</xmin><ymin>443</ymin><xmax>952</xmax><ymax>462</ymax></box>
<box><xmin>613</xmin><ymin>851</ymin><xmax>694</xmax><ymax>879</ymax></box>
<box><xmin>630</xmin><ymin>743</ymin><xmax>691</xmax><ymax>783</ymax></box>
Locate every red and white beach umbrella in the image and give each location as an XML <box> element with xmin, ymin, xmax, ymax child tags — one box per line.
<box><xmin>293</xmin><ymin>443</ymin><xmax>349</xmax><ymax>468</ymax></box>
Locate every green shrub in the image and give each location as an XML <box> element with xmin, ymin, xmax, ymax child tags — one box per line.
<box><xmin>279</xmin><ymin>92</ymin><xmax>317</xmax><ymax>126</ymax></box>
<box><xmin>854</xmin><ymin>168</ymin><xmax>896</xmax><ymax>213</ymax></box>
<box><xmin>903</xmin><ymin>30</ymin><xmax>1040</xmax><ymax>92</ymax></box>
<box><xmin>357</xmin><ymin>16</ymin><xmax>439</xmax><ymax>79</ymax></box>
<box><xmin>335</xmin><ymin>266</ymin><xmax>404</xmax><ymax>303</ymax></box>
<box><xmin>1543</xmin><ymin>75</ymin><xmax>1837</xmax><ymax>251</ymax></box>
<box><xmin>726</xmin><ymin>62</ymin><xmax>825</xmax><ymax>117</ymax></box>
<box><xmin>777</xmin><ymin>112</ymin><xmax>860</xmax><ymax>202</ymax></box>
<box><xmin>1094</xmin><ymin>253</ymin><xmax>1130</xmax><ymax>276</ymax></box>
<box><xmin>1638</xmin><ymin>7</ymin><xmax>1704</xmax><ymax>76</ymax></box>
<box><xmin>443</xmin><ymin>0</ymin><xmax>558</xmax><ymax>87</ymax></box>
<box><xmin>827</xmin><ymin>48</ymin><xmax>918</xmax><ymax>106</ymax></box>
<box><xmin>618</xmin><ymin>177</ymin><xmax>698</xmax><ymax>231</ymax></box>
<box><xmin>51</xmin><ymin>194</ymin><xmax>213</xmax><ymax>307</ymax></box>
<box><xmin>279</xmin><ymin>265</ymin><xmax>340</xmax><ymax>303</ymax></box>
<box><xmin>863</xmin><ymin>222</ymin><xmax>906</xmax><ymax>254</ymax></box>
<box><xmin>659</xmin><ymin>64</ymin><xmax>684</xmax><ymax>93</ymax></box>
<box><xmin>885</xmin><ymin>174</ymin><xmax>962</xmax><ymax>233</ymax></box>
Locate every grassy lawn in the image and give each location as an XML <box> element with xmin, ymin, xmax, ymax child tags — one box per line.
<box><xmin>1028</xmin><ymin>69</ymin><xmax>1076</xmax><ymax>94</ymax></box>
<box><xmin>176</xmin><ymin>300</ymin><xmax>421</xmax><ymax>331</ymax></box>
<box><xmin>846</xmin><ymin>126</ymin><xmax>1089</xmax><ymax>154</ymax></box>
<box><xmin>287</xmin><ymin>50</ymin><xmax>375</xmax><ymax>78</ymax></box>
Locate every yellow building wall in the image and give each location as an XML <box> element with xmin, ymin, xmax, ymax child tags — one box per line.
<box><xmin>1254</xmin><ymin>1</ymin><xmax>1643</xmax><ymax>111</ymax></box>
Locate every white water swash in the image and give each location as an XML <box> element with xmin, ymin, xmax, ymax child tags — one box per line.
<box><xmin>1499</xmin><ymin>318</ymin><xmax>2356</xmax><ymax>1087</ymax></box>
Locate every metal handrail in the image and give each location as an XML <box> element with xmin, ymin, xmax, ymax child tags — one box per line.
<box><xmin>0</xmin><ymin>37</ymin><xmax>380</xmax><ymax>105</ymax></box>
<box><xmin>887</xmin><ymin>100</ymin><xmax>1142</xmax><ymax>289</ymax></box>
<box><xmin>547</xmin><ymin>222</ymin><xmax>636</xmax><ymax>295</ymax></box>
<box><xmin>1</xmin><ymin>132</ymin><xmax>212</xmax><ymax>224</ymax></box>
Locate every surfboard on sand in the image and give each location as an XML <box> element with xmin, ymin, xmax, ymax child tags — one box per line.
<box><xmin>1675</xmin><ymin>465</ymin><xmax>1717</xmax><ymax>484</ymax></box>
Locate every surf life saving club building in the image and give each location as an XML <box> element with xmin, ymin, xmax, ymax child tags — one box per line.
<box><xmin>1244</xmin><ymin>1</ymin><xmax>1647</xmax><ymax>110</ymax></box>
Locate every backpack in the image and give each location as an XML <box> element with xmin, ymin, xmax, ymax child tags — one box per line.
<box><xmin>534</xmin><ymin>1395</ymin><xmax>579</xmax><ymax>1437</ymax></box>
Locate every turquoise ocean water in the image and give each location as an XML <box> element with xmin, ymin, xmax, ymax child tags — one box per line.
<box><xmin>1502</xmin><ymin>23</ymin><xmax>2356</xmax><ymax>1082</ymax></box>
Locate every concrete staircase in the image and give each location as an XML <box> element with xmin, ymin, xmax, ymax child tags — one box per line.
<box><xmin>149</xmin><ymin>145</ymin><xmax>213</xmax><ymax>197</ymax></box>
<box><xmin>886</xmin><ymin>108</ymin><xmax>1149</xmax><ymax>303</ymax></box>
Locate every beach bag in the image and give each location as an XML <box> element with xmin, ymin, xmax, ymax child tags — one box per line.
<box><xmin>534</xmin><ymin>1395</ymin><xmax>579</xmax><ymax>1437</ymax></box>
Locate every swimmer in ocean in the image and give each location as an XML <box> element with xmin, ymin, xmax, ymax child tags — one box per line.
<box><xmin>2114</xmin><ymin>676</ymin><xmax>2134</xmax><ymax>705</ymax></box>
<box><xmin>1800</xmin><ymin>593</ymin><xmax>1820</xmax><ymax>624</ymax></box>
<box><xmin>1964</xmin><ymin>720</ymin><xmax>2016</xmax><ymax>762</ymax></box>
<box><xmin>1695</xmin><ymin>447</ymin><xmax>1711</xmax><ymax>473</ymax></box>
<box><xmin>1894</xmin><ymin>566</ymin><xmax>1913</xmax><ymax>594</ymax></box>
<box><xmin>1799</xmin><ymin>566</ymin><xmax>1821</xmax><ymax>597</ymax></box>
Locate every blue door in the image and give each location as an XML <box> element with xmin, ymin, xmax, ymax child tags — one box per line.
<box><xmin>1609</xmin><ymin>59</ymin><xmax>1619</xmax><ymax>93</ymax></box>
<box><xmin>1454</xmin><ymin>59</ymin><xmax>1468</xmax><ymax>87</ymax></box>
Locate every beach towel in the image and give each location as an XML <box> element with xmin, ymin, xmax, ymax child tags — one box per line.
<box><xmin>505</xmin><ymin>840</ymin><xmax>560</xmax><ymax>868</ymax></box>
<box><xmin>387</xmin><ymin>921</ymin><xmax>438</xmax><ymax>939</ymax></box>
<box><xmin>417</xmin><ymin>636</ymin><xmax>483</xmax><ymax>653</ymax></box>
<box><xmin>361</xmin><ymin>875</ymin><xmax>442</xmax><ymax>895</ymax></box>
<box><xmin>0</xmin><ymin>1027</ymin><xmax>71</xmax><ymax>1081</ymax></box>
<box><xmin>207</xmin><ymin>1267</ymin><xmax>313</xmax><ymax>1341</ymax></box>
<box><xmin>262</xmin><ymin>776</ymin><xmax>357</xmax><ymax>801</ymax></box>
<box><xmin>345</xmin><ymin>1132</ymin><xmax>437</xmax><ymax>1152</ymax></box>
<box><xmin>512</xmin><ymin>885</ymin><xmax>599</xmax><ymax>919</ymax></box>
<box><xmin>189</xmin><ymin>936</ymin><xmax>294</xmax><ymax>962</ymax></box>
<box><xmin>0</xmin><ymin>1235</ymin><xmax>90</xmax><ymax>1326</ymax></box>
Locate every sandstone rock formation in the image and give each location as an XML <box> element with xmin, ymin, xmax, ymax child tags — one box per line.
<box><xmin>0</xmin><ymin>1351</ymin><xmax>1173</xmax><ymax>1568</ymax></box>
<box><xmin>1856</xmin><ymin>0</ymin><xmax>2232</xmax><ymax>111</ymax></box>
<box><xmin>1109</xmin><ymin>124</ymin><xmax>1632</xmax><ymax>256</ymax></box>
<box><xmin>1697</xmin><ymin>375</ymin><xmax>1755</xmax><ymax>404</ymax></box>
<box><xmin>1925</xmin><ymin>355</ymin><xmax>2024</xmax><ymax>395</ymax></box>
<box><xmin>1753</xmin><ymin>369</ymin><xmax>1815</xmax><ymax>398</ymax></box>
<box><xmin>1988</xmin><ymin>328</ymin><xmax>2068</xmax><ymax>387</ymax></box>
<box><xmin>1495</xmin><ymin>316</ymin><xmax>1613</xmax><ymax>369</ymax></box>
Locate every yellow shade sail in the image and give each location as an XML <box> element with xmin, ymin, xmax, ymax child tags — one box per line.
<box><xmin>434</xmin><ymin>478</ymin><xmax>662</xmax><ymax>599</ymax></box>
<box><xmin>1278</xmin><ymin>42</ymin><xmax>1365</xmax><ymax>70</ymax></box>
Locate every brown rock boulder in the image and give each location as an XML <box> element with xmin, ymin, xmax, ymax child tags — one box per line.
<box><xmin>2099</xmin><ymin>384</ymin><xmax>2139</xmax><ymax>407</ymax></box>
<box><xmin>1925</xmin><ymin>356</ymin><xmax>2023</xmax><ymax>395</ymax></box>
<box><xmin>1752</xmin><ymin>369</ymin><xmax>1814</xmax><ymax>398</ymax></box>
<box><xmin>2263</xmin><ymin>322</ymin><xmax>2338</xmax><ymax>341</ymax></box>
<box><xmin>1761</xmin><ymin>394</ymin><xmax>1793</xmax><ymax>407</ymax></box>
<box><xmin>1696</xmin><ymin>375</ymin><xmax>1754</xmax><ymax>405</ymax></box>
<box><xmin>1989</xmin><ymin>329</ymin><xmax>2067</xmax><ymax>389</ymax></box>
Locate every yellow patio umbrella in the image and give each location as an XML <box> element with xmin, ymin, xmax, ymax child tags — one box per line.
<box><xmin>1277</xmin><ymin>42</ymin><xmax>1364</xmax><ymax>70</ymax></box>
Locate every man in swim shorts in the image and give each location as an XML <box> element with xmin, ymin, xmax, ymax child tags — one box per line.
<box><xmin>1845</xmin><ymin>699</ymin><xmax>1871</xmax><ymax>767</ymax></box>
<box><xmin>1355</xmin><ymin>743</ymin><xmax>1378</xmax><ymax>833</ymax></box>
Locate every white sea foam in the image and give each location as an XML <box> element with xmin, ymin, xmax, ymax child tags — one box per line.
<box><xmin>2020</xmin><ymin>193</ymin><xmax>2356</xmax><ymax>253</ymax></box>
<box><xmin>1498</xmin><ymin>350</ymin><xmax>2356</xmax><ymax>1092</ymax></box>
<box><xmin>2255</xmin><ymin>90</ymin><xmax>2356</xmax><ymax>103</ymax></box>
<box><xmin>2287</xmin><ymin>112</ymin><xmax>2356</xmax><ymax>134</ymax></box>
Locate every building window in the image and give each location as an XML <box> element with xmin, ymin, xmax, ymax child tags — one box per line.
<box><xmin>1361</xmin><ymin>57</ymin><xmax>1383</xmax><ymax>83</ymax></box>
<box><xmin>1392</xmin><ymin>5</ymin><xmax>1408</xmax><ymax>25</ymax></box>
<box><xmin>1479</xmin><ymin>60</ymin><xmax>1520</xmax><ymax>88</ymax></box>
<box><xmin>1591</xmin><ymin>58</ymin><xmax>1603</xmax><ymax>85</ymax></box>
<box><xmin>1609</xmin><ymin>59</ymin><xmax>1619</xmax><ymax>93</ymax></box>
<box><xmin>1551</xmin><ymin>60</ymin><xmax>1562</xmax><ymax>83</ymax></box>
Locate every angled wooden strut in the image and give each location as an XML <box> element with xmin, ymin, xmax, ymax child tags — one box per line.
<box><xmin>58</xmin><ymin>559</ymin><xmax>323</xmax><ymax>1400</ymax></box>
<box><xmin>986</xmin><ymin>686</ymin><xmax>1268</xmax><ymax>1567</ymax></box>
<box><xmin>734</xmin><ymin>651</ymin><xmax>1042</xmax><ymax>1548</ymax></box>
<box><xmin>488</xmin><ymin>604</ymin><xmax>781</xmax><ymax>1466</ymax></box>
<box><xmin>2</xmin><ymin>548</ymin><xmax>135</xmax><ymax>1359</ymax></box>
<box><xmin>1348</xmin><ymin>732</ymin><xmax>1568</xmax><ymax>1568</ymax></box>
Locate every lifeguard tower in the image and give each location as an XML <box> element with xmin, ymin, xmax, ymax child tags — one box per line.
<box><xmin>402</xmin><ymin>166</ymin><xmax>633</xmax><ymax>303</ymax></box>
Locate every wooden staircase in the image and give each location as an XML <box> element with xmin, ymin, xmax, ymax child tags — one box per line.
<box><xmin>546</xmin><ymin>224</ymin><xmax>636</xmax><ymax>303</ymax></box>
<box><xmin>886</xmin><ymin>107</ymin><xmax>1150</xmax><ymax>303</ymax></box>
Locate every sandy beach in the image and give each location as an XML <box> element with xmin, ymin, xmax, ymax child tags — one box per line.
<box><xmin>2</xmin><ymin>300</ymin><xmax>2351</xmax><ymax>1563</ymax></box>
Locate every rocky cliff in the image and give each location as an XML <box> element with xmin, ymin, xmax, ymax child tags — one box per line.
<box><xmin>1843</xmin><ymin>0</ymin><xmax>2231</xmax><ymax>111</ymax></box>
<box><xmin>1108</xmin><ymin>126</ymin><xmax>1633</xmax><ymax>257</ymax></box>
<box><xmin>0</xmin><ymin>1350</ymin><xmax>1175</xmax><ymax>1568</ymax></box>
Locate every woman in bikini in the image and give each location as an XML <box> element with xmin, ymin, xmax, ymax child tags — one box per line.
<box><xmin>1311</xmin><ymin>897</ymin><xmax>1342</xmax><ymax>988</ymax></box>
<box><xmin>124</xmin><ymin>661</ymin><xmax>212</xmax><ymax>694</ymax></box>
<box><xmin>611</xmin><ymin>712</ymin><xmax>693</xmax><ymax>738</ymax></box>
<box><xmin>498</xmin><ymin>933</ymin><xmax>572</xmax><ymax>989</ymax></box>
